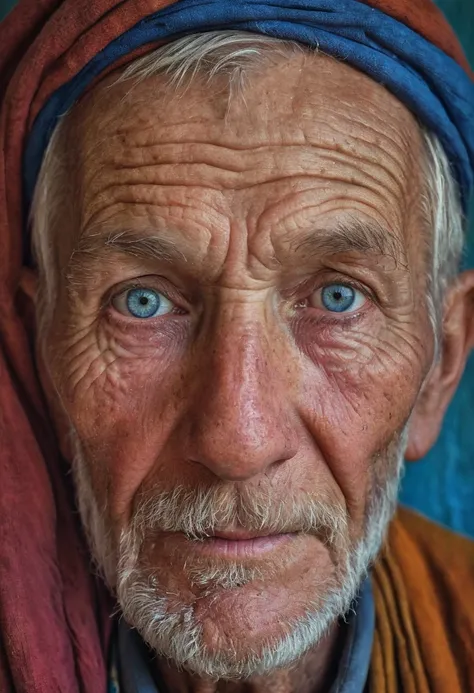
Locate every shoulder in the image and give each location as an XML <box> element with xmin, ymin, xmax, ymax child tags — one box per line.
<box><xmin>370</xmin><ymin>508</ymin><xmax>474</xmax><ymax>688</ymax></box>
<box><xmin>381</xmin><ymin>505</ymin><xmax>474</xmax><ymax>643</ymax></box>
<box><xmin>394</xmin><ymin>505</ymin><xmax>474</xmax><ymax>576</ymax></box>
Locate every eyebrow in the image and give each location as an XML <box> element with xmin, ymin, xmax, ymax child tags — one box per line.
<box><xmin>65</xmin><ymin>228</ymin><xmax>187</xmax><ymax>293</ymax></box>
<box><xmin>71</xmin><ymin>229</ymin><xmax>185</xmax><ymax>265</ymax></box>
<box><xmin>292</xmin><ymin>219</ymin><xmax>407</xmax><ymax>268</ymax></box>
<box><xmin>66</xmin><ymin>218</ymin><xmax>406</xmax><ymax>290</ymax></box>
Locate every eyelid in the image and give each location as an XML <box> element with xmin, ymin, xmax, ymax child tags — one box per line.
<box><xmin>112</xmin><ymin>286</ymin><xmax>176</xmax><ymax>319</ymax></box>
<box><xmin>310</xmin><ymin>283</ymin><xmax>367</xmax><ymax>312</ymax></box>
<box><xmin>286</xmin><ymin>269</ymin><xmax>374</xmax><ymax>295</ymax></box>
<box><xmin>285</xmin><ymin>274</ymin><xmax>376</xmax><ymax>307</ymax></box>
<box><xmin>102</xmin><ymin>275</ymin><xmax>187</xmax><ymax>313</ymax></box>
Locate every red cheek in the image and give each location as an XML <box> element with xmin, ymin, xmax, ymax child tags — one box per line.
<box><xmin>291</xmin><ymin>310</ymin><xmax>383</xmax><ymax>369</ymax></box>
<box><xmin>56</xmin><ymin>325</ymin><xmax>192</xmax><ymax>520</ymax></box>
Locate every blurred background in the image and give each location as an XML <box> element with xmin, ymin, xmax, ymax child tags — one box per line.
<box><xmin>0</xmin><ymin>0</ymin><xmax>473</xmax><ymax>536</ymax></box>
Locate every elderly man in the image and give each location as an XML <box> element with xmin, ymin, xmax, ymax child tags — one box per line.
<box><xmin>0</xmin><ymin>0</ymin><xmax>474</xmax><ymax>691</ymax></box>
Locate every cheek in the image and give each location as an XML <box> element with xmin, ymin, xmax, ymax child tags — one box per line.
<box><xmin>47</xmin><ymin>316</ymin><xmax>191</xmax><ymax>522</ymax></box>
<box><xmin>57</xmin><ymin>310</ymin><xmax>188</xmax><ymax>396</ymax></box>
<box><xmin>295</xmin><ymin>317</ymin><xmax>426</xmax><ymax>516</ymax></box>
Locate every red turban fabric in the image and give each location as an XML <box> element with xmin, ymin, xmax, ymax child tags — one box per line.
<box><xmin>0</xmin><ymin>1</ymin><xmax>471</xmax><ymax>691</ymax></box>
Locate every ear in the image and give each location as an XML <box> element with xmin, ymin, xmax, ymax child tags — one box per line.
<box><xmin>405</xmin><ymin>270</ymin><xmax>474</xmax><ymax>461</ymax></box>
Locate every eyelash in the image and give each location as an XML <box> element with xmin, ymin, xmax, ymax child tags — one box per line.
<box><xmin>295</xmin><ymin>277</ymin><xmax>374</xmax><ymax>308</ymax></box>
<box><xmin>104</xmin><ymin>279</ymin><xmax>186</xmax><ymax>316</ymax></box>
<box><xmin>104</xmin><ymin>276</ymin><xmax>376</xmax><ymax>327</ymax></box>
<box><xmin>290</xmin><ymin>281</ymin><xmax>373</xmax><ymax>334</ymax></box>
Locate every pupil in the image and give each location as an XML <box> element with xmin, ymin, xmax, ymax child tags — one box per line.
<box><xmin>334</xmin><ymin>291</ymin><xmax>342</xmax><ymax>301</ymax></box>
<box><xmin>139</xmin><ymin>296</ymin><xmax>149</xmax><ymax>305</ymax></box>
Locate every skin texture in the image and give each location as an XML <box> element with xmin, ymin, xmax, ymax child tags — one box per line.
<box><xmin>26</xmin><ymin>51</ymin><xmax>474</xmax><ymax>692</ymax></box>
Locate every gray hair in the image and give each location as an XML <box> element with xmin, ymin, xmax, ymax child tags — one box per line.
<box><xmin>31</xmin><ymin>30</ymin><xmax>465</xmax><ymax>352</ymax></box>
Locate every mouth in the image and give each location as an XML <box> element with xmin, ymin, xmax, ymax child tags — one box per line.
<box><xmin>186</xmin><ymin>530</ymin><xmax>297</xmax><ymax>558</ymax></box>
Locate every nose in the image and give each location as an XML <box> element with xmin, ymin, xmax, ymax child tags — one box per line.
<box><xmin>183</xmin><ymin>321</ymin><xmax>299</xmax><ymax>482</ymax></box>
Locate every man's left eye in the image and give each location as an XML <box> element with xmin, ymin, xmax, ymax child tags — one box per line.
<box><xmin>112</xmin><ymin>287</ymin><xmax>175</xmax><ymax>319</ymax></box>
<box><xmin>310</xmin><ymin>284</ymin><xmax>366</xmax><ymax>314</ymax></box>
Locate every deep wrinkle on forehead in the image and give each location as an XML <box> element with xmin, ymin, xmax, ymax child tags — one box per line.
<box><xmin>72</xmin><ymin>52</ymin><xmax>422</xmax><ymax>194</ymax></box>
<box><xmin>58</xmin><ymin>51</ymin><xmax>425</xmax><ymax>305</ymax></box>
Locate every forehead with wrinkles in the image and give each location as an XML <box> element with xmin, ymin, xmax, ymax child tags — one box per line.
<box><xmin>56</xmin><ymin>51</ymin><xmax>427</xmax><ymax>288</ymax></box>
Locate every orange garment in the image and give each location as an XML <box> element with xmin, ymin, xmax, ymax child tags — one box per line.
<box><xmin>371</xmin><ymin>508</ymin><xmax>474</xmax><ymax>692</ymax></box>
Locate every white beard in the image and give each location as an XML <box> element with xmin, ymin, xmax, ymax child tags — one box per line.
<box><xmin>70</xmin><ymin>426</ymin><xmax>407</xmax><ymax>679</ymax></box>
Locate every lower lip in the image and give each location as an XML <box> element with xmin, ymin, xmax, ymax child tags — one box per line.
<box><xmin>187</xmin><ymin>533</ymin><xmax>295</xmax><ymax>558</ymax></box>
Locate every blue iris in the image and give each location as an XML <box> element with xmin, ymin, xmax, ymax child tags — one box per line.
<box><xmin>321</xmin><ymin>285</ymin><xmax>356</xmax><ymax>313</ymax></box>
<box><xmin>126</xmin><ymin>288</ymin><xmax>162</xmax><ymax>319</ymax></box>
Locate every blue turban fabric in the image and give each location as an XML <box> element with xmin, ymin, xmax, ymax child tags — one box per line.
<box><xmin>24</xmin><ymin>0</ymin><xmax>474</xmax><ymax>221</ymax></box>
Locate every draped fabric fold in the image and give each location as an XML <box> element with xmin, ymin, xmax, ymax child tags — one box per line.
<box><xmin>0</xmin><ymin>1</ymin><xmax>473</xmax><ymax>691</ymax></box>
<box><xmin>371</xmin><ymin>509</ymin><xmax>474</xmax><ymax>692</ymax></box>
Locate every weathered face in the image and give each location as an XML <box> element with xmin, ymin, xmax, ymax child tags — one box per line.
<box><xmin>37</xmin><ymin>51</ymin><xmax>436</xmax><ymax>675</ymax></box>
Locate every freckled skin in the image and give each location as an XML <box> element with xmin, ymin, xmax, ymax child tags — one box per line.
<box><xmin>33</xmin><ymin>52</ymin><xmax>474</xmax><ymax>693</ymax></box>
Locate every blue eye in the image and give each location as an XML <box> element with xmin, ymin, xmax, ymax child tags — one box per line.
<box><xmin>113</xmin><ymin>287</ymin><xmax>174</xmax><ymax>319</ymax></box>
<box><xmin>315</xmin><ymin>284</ymin><xmax>365</xmax><ymax>313</ymax></box>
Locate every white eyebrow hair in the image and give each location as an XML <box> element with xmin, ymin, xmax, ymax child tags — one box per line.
<box><xmin>67</xmin><ymin>219</ymin><xmax>407</xmax><ymax>289</ymax></box>
<box><xmin>65</xmin><ymin>228</ymin><xmax>187</xmax><ymax>292</ymax></box>
<box><xmin>72</xmin><ymin>229</ymin><xmax>185</xmax><ymax>263</ymax></box>
<box><xmin>293</xmin><ymin>219</ymin><xmax>407</xmax><ymax>267</ymax></box>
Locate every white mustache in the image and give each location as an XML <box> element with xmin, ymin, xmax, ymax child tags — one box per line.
<box><xmin>130</xmin><ymin>484</ymin><xmax>348</xmax><ymax>546</ymax></box>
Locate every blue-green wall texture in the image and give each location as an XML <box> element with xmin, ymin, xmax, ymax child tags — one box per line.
<box><xmin>1</xmin><ymin>0</ymin><xmax>473</xmax><ymax>535</ymax></box>
<box><xmin>399</xmin><ymin>0</ymin><xmax>474</xmax><ymax>536</ymax></box>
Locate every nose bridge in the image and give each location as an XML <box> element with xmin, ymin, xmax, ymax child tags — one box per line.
<box><xmin>186</xmin><ymin>306</ymin><xmax>299</xmax><ymax>481</ymax></box>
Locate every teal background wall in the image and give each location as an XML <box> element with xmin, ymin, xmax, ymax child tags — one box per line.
<box><xmin>388</xmin><ymin>0</ymin><xmax>474</xmax><ymax>537</ymax></box>
<box><xmin>1</xmin><ymin>0</ymin><xmax>473</xmax><ymax>535</ymax></box>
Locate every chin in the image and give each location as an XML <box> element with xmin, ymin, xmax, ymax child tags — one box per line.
<box><xmin>69</xmin><ymin>434</ymin><xmax>405</xmax><ymax>677</ymax></box>
<box><xmin>115</xmin><ymin>538</ymin><xmax>361</xmax><ymax>679</ymax></box>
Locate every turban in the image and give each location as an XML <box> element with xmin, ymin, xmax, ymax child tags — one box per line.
<box><xmin>0</xmin><ymin>1</ymin><xmax>472</xmax><ymax>692</ymax></box>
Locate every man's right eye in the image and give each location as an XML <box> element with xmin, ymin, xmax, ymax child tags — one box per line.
<box><xmin>112</xmin><ymin>287</ymin><xmax>175</xmax><ymax>319</ymax></box>
<box><xmin>311</xmin><ymin>284</ymin><xmax>366</xmax><ymax>314</ymax></box>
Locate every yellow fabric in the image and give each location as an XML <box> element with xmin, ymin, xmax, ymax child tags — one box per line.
<box><xmin>370</xmin><ymin>508</ymin><xmax>474</xmax><ymax>692</ymax></box>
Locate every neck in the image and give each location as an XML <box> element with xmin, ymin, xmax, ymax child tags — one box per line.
<box><xmin>155</xmin><ymin>622</ymin><xmax>344</xmax><ymax>693</ymax></box>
